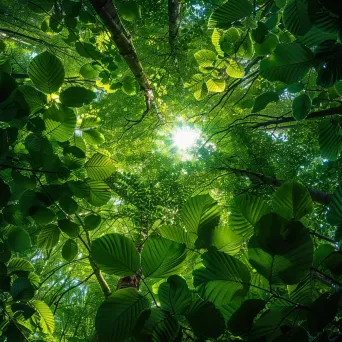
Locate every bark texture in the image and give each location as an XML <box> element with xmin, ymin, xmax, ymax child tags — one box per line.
<box><xmin>168</xmin><ymin>0</ymin><xmax>181</xmax><ymax>52</ymax></box>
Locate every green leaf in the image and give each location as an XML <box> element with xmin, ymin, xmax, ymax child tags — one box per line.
<box><xmin>117</xmin><ymin>1</ymin><xmax>141</xmax><ymax>21</ymax></box>
<box><xmin>141</xmin><ymin>237</ymin><xmax>187</xmax><ymax>278</ymax></box>
<box><xmin>30</xmin><ymin>206</ymin><xmax>55</xmax><ymax>225</ymax></box>
<box><xmin>75</xmin><ymin>42</ymin><xmax>102</xmax><ymax>60</ymax></box>
<box><xmin>121</xmin><ymin>76</ymin><xmax>138</xmax><ymax>96</ymax></box>
<box><xmin>318</xmin><ymin>119</ymin><xmax>342</xmax><ymax>161</ymax></box>
<box><xmin>7</xmin><ymin>227</ymin><xmax>31</xmax><ymax>252</ymax></box>
<box><xmin>158</xmin><ymin>275</ymin><xmax>192</xmax><ymax>315</ymax></box>
<box><xmin>11</xmin><ymin>303</ymin><xmax>36</xmax><ymax>319</ymax></box>
<box><xmin>272</xmin><ymin>181</ymin><xmax>313</xmax><ymax>220</ymax></box>
<box><xmin>254</xmin><ymin>33</ymin><xmax>279</xmax><ymax>56</ymax></box>
<box><xmin>0</xmin><ymin>179</ymin><xmax>11</xmax><ymax>208</ymax></box>
<box><xmin>193</xmin><ymin>250</ymin><xmax>251</xmax><ymax>303</ymax></box>
<box><xmin>82</xmin><ymin>129</ymin><xmax>106</xmax><ymax>145</ymax></box>
<box><xmin>7</xmin><ymin>258</ymin><xmax>34</xmax><ymax>274</ymax></box>
<box><xmin>226</xmin><ymin>60</ymin><xmax>244</xmax><ymax>78</ymax></box>
<box><xmin>219</xmin><ymin>27</ymin><xmax>241</xmax><ymax>55</ymax></box>
<box><xmin>28</xmin><ymin>51</ymin><xmax>64</xmax><ymax>94</ymax></box>
<box><xmin>229</xmin><ymin>194</ymin><xmax>271</xmax><ymax>239</ymax></box>
<box><xmin>184</xmin><ymin>74</ymin><xmax>207</xmax><ymax>100</ymax></box>
<box><xmin>28</xmin><ymin>0</ymin><xmax>54</xmax><ymax>13</ymax></box>
<box><xmin>59</xmin><ymin>195</ymin><xmax>78</xmax><ymax>214</ymax></box>
<box><xmin>18</xmin><ymin>85</ymin><xmax>47</xmax><ymax>114</ymax></box>
<box><xmin>84</xmin><ymin>214</ymin><xmax>101</xmax><ymax>231</ymax></box>
<box><xmin>328</xmin><ymin>185</ymin><xmax>342</xmax><ymax>225</ymax></box>
<box><xmin>206</xmin><ymin>78</ymin><xmax>225</xmax><ymax>93</ymax></box>
<box><xmin>296</xmin><ymin>27</ymin><xmax>336</xmax><ymax>48</ymax></box>
<box><xmin>208</xmin><ymin>0</ymin><xmax>253</xmax><ymax>29</ymax></box>
<box><xmin>86</xmin><ymin>179</ymin><xmax>111</xmax><ymax>206</ymax></box>
<box><xmin>248</xmin><ymin>218</ymin><xmax>314</xmax><ymax>285</ymax></box>
<box><xmin>292</xmin><ymin>93</ymin><xmax>311</xmax><ymax>120</ymax></box>
<box><xmin>37</xmin><ymin>224</ymin><xmax>60</xmax><ymax>249</ymax></box>
<box><xmin>80</xmin><ymin>63</ymin><xmax>100</xmax><ymax>79</ymax></box>
<box><xmin>260</xmin><ymin>43</ymin><xmax>314</xmax><ymax>84</ymax></box>
<box><xmin>252</xmin><ymin>92</ymin><xmax>279</xmax><ymax>112</ymax></box>
<box><xmin>44</xmin><ymin>103</ymin><xmax>76</xmax><ymax>142</ymax></box>
<box><xmin>227</xmin><ymin>299</ymin><xmax>266</xmax><ymax>336</ymax></box>
<box><xmin>95</xmin><ymin>288</ymin><xmax>150</xmax><ymax>342</ymax></box>
<box><xmin>61</xmin><ymin>239</ymin><xmax>78</xmax><ymax>261</ymax></box>
<box><xmin>212</xmin><ymin>29</ymin><xmax>224</xmax><ymax>56</ymax></box>
<box><xmin>181</xmin><ymin>194</ymin><xmax>220</xmax><ymax>248</ymax></box>
<box><xmin>11</xmin><ymin>277</ymin><xmax>35</xmax><ymax>301</ymax></box>
<box><xmin>194</xmin><ymin>50</ymin><xmax>216</xmax><ymax>67</ymax></box>
<box><xmin>58</xmin><ymin>219</ymin><xmax>80</xmax><ymax>238</ymax></box>
<box><xmin>307</xmin><ymin>293</ymin><xmax>340</xmax><ymax>334</ymax></box>
<box><xmin>31</xmin><ymin>300</ymin><xmax>55</xmax><ymax>334</ymax></box>
<box><xmin>0</xmin><ymin>72</ymin><xmax>17</xmax><ymax>103</ymax></box>
<box><xmin>186</xmin><ymin>298</ymin><xmax>226</xmax><ymax>339</ymax></box>
<box><xmin>91</xmin><ymin>233</ymin><xmax>140</xmax><ymax>276</ymax></box>
<box><xmin>135</xmin><ymin>309</ymin><xmax>180</xmax><ymax>341</ymax></box>
<box><xmin>60</xmin><ymin>86</ymin><xmax>96</xmax><ymax>107</ymax></box>
<box><xmin>85</xmin><ymin>153</ymin><xmax>115</xmax><ymax>180</ymax></box>
<box><xmin>159</xmin><ymin>225</ymin><xmax>197</xmax><ymax>248</ymax></box>
<box><xmin>283</xmin><ymin>0</ymin><xmax>313</xmax><ymax>36</ymax></box>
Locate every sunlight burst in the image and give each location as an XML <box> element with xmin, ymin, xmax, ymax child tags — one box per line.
<box><xmin>172</xmin><ymin>126</ymin><xmax>201</xmax><ymax>151</ymax></box>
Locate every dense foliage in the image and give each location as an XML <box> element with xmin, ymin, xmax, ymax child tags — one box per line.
<box><xmin>1</xmin><ymin>0</ymin><xmax>342</xmax><ymax>341</ymax></box>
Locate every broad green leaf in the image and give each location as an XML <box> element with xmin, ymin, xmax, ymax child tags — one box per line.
<box><xmin>254</xmin><ymin>33</ymin><xmax>279</xmax><ymax>56</ymax></box>
<box><xmin>60</xmin><ymin>86</ymin><xmax>96</xmax><ymax>107</ymax></box>
<box><xmin>58</xmin><ymin>219</ymin><xmax>80</xmax><ymax>238</ymax></box>
<box><xmin>283</xmin><ymin>0</ymin><xmax>313</xmax><ymax>36</ymax></box>
<box><xmin>296</xmin><ymin>27</ymin><xmax>336</xmax><ymax>47</ymax></box>
<box><xmin>121</xmin><ymin>76</ymin><xmax>138</xmax><ymax>96</ymax></box>
<box><xmin>30</xmin><ymin>206</ymin><xmax>55</xmax><ymax>225</ymax></box>
<box><xmin>95</xmin><ymin>288</ymin><xmax>150</xmax><ymax>342</ymax></box>
<box><xmin>18</xmin><ymin>85</ymin><xmax>47</xmax><ymax>114</ymax></box>
<box><xmin>307</xmin><ymin>293</ymin><xmax>340</xmax><ymax>334</ymax></box>
<box><xmin>219</xmin><ymin>27</ymin><xmax>241</xmax><ymax>55</ymax></box>
<box><xmin>44</xmin><ymin>103</ymin><xmax>76</xmax><ymax>142</ymax></box>
<box><xmin>59</xmin><ymin>195</ymin><xmax>78</xmax><ymax>214</ymax></box>
<box><xmin>85</xmin><ymin>153</ymin><xmax>115</xmax><ymax>180</ymax></box>
<box><xmin>210</xmin><ymin>225</ymin><xmax>243</xmax><ymax>255</ymax></box>
<box><xmin>7</xmin><ymin>227</ymin><xmax>31</xmax><ymax>252</ymax></box>
<box><xmin>141</xmin><ymin>237</ymin><xmax>187</xmax><ymax>278</ymax></box>
<box><xmin>31</xmin><ymin>300</ymin><xmax>55</xmax><ymax>334</ymax></box>
<box><xmin>318</xmin><ymin>119</ymin><xmax>342</xmax><ymax>161</ymax></box>
<box><xmin>75</xmin><ymin>42</ymin><xmax>102</xmax><ymax>60</ymax></box>
<box><xmin>28</xmin><ymin>51</ymin><xmax>64</xmax><ymax>94</ymax></box>
<box><xmin>227</xmin><ymin>299</ymin><xmax>266</xmax><ymax>336</ymax></box>
<box><xmin>0</xmin><ymin>72</ymin><xmax>17</xmax><ymax>103</ymax></box>
<box><xmin>28</xmin><ymin>0</ymin><xmax>54</xmax><ymax>13</ymax></box>
<box><xmin>80</xmin><ymin>63</ymin><xmax>100</xmax><ymax>79</ymax></box>
<box><xmin>181</xmin><ymin>194</ymin><xmax>220</xmax><ymax>248</ymax></box>
<box><xmin>208</xmin><ymin>0</ymin><xmax>253</xmax><ymax>29</ymax></box>
<box><xmin>260</xmin><ymin>43</ymin><xmax>314</xmax><ymax>84</ymax></box>
<box><xmin>91</xmin><ymin>233</ymin><xmax>140</xmax><ymax>276</ymax></box>
<box><xmin>328</xmin><ymin>185</ymin><xmax>342</xmax><ymax>225</ymax></box>
<box><xmin>86</xmin><ymin>179</ymin><xmax>111</xmax><ymax>206</ymax></box>
<box><xmin>186</xmin><ymin>298</ymin><xmax>226</xmax><ymax>339</ymax></box>
<box><xmin>11</xmin><ymin>303</ymin><xmax>36</xmax><ymax>319</ymax></box>
<box><xmin>184</xmin><ymin>74</ymin><xmax>207</xmax><ymax>100</ymax></box>
<box><xmin>11</xmin><ymin>277</ymin><xmax>35</xmax><ymax>301</ymax></box>
<box><xmin>84</xmin><ymin>214</ymin><xmax>101</xmax><ymax>231</ymax></box>
<box><xmin>229</xmin><ymin>194</ymin><xmax>271</xmax><ymax>239</ymax></box>
<box><xmin>117</xmin><ymin>1</ymin><xmax>141</xmax><ymax>21</ymax></box>
<box><xmin>252</xmin><ymin>92</ymin><xmax>279</xmax><ymax>113</ymax></box>
<box><xmin>272</xmin><ymin>181</ymin><xmax>313</xmax><ymax>220</ymax></box>
<box><xmin>206</xmin><ymin>78</ymin><xmax>225</xmax><ymax>93</ymax></box>
<box><xmin>289</xmin><ymin>276</ymin><xmax>320</xmax><ymax>305</ymax></box>
<box><xmin>226</xmin><ymin>60</ymin><xmax>244</xmax><ymax>78</ymax></box>
<box><xmin>211</xmin><ymin>29</ymin><xmax>224</xmax><ymax>56</ymax></box>
<box><xmin>135</xmin><ymin>308</ymin><xmax>180</xmax><ymax>341</ymax></box>
<box><xmin>83</xmin><ymin>129</ymin><xmax>106</xmax><ymax>145</ymax></box>
<box><xmin>248</xmin><ymin>218</ymin><xmax>314</xmax><ymax>285</ymax></box>
<box><xmin>159</xmin><ymin>225</ymin><xmax>197</xmax><ymax>248</ymax></box>
<box><xmin>37</xmin><ymin>224</ymin><xmax>60</xmax><ymax>250</ymax></box>
<box><xmin>62</xmin><ymin>239</ymin><xmax>78</xmax><ymax>261</ymax></box>
<box><xmin>193</xmin><ymin>250</ymin><xmax>251</xmax><ymax>302</ymax></box>
<box><xmin>7</xmin><ymin>258</ymin><xmax>34</xmax><ymax>273</ymax></box>
<box><xmin>194</xmin><ymin>50</ymin><xmax>216</xmax><ymax>67</ymax></box>
<box><xmin>0</xmin><ymin>179</ymin><xmax>10</xmax><ymax>208</ymax></box>
<box><xmin>158</xmin><ymin>275</ymin><xmax>192</xmax><ymax>315</ymax></box>
<box><xmin>292</xmin><ymin>93</ymin><xmax>311</xmax><ymax>120</ymax></box>
<box><xmin>335</xmin><ymin>80</ymin><xmax>342</xmax><ymax>96</ymax></box>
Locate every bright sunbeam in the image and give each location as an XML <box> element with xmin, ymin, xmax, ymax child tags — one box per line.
<box><xmin>172</xmin><ymin>126</ymin><xmax>201</xmax><ymax>151</ymax></box>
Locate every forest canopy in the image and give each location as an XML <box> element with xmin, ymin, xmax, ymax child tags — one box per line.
<box><xmin>1</xmin><ymin>0</ymin><xmax>342</xmax><ymax>341</ymax></box>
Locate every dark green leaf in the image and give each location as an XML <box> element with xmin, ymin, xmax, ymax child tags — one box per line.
<box><xmin>60</xmin><ymin>86</ymin><xmax>96</xmax><ymax>107</ymax></box>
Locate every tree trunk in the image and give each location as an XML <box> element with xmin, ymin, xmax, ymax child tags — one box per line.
<box><xmin>253</xmin><ymin>106</ymin><xmax>342</xmax><ymax>129</ymax></box>
<box><xmin>168</xmin><ymin>0</ymin><xmax>181</xmax><ymax>52</ymax></box>
<box><xmin>89</xmin><ymin>0</ymin><xmax>151</xmax><ymax>97</ymax></box>
<box><xmin>228</xmin><ymin>167</ymin><xmax>332</xmax><ymax>205</ymax></box>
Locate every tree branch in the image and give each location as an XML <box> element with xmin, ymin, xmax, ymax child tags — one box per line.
<box><xmin>168</xmin><ymin>0</ymin><xmax>182</xmax><ymax>52</ymax></box>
